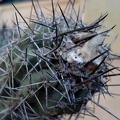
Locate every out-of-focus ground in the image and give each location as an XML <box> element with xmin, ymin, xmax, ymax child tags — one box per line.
<box><xmin>0</xmin><ymin>0</ymin><xmax>120</xmax><ymax>119</ymax></box>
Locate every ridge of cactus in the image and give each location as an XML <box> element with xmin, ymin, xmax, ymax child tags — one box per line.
<box><xmin>0</xmin><ymin>0</ymin><xmax>120</xmax><ymax>120</ymax></box>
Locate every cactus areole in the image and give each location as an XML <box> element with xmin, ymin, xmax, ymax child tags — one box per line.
<box><xmin>0</xmin><ymin>0</ymin><xmax>120</xmax><ymax>120</ymax></box>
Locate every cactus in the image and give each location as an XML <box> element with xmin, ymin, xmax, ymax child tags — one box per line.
<box><xmin>0</xmin><ymin>23</ymin><xmax>18</xmax><ymax>51</ymax></box>
<box><xmin>0</xmin><ymin>0</ymin><xmax>120</xmax><ymax>120</ymax></box>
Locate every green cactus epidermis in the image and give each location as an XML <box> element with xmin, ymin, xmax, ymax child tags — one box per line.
<box><xmin>0</xmin><ymin>19</ymin><xmax>88</xmax><ymax>117</ymax></box>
